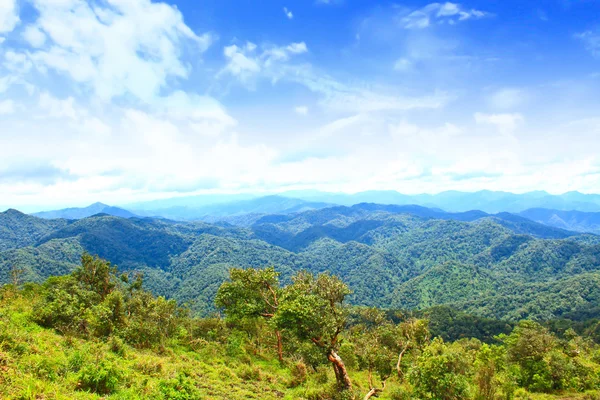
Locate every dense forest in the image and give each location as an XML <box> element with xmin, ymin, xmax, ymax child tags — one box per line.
<box><xmin>1</xmin><ymin>205</ymin><xmax>599</xmax><ymax>320</ymax></box>
<box><xmin>3</xmin><ymin>255</ymin><xmax>600</xmax><ymax>399</ymax></box>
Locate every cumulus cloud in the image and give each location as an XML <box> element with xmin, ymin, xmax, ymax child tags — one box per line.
<box><xmin>393</xmin><ymin>58</ymin><xmax>413</xmax><ymax>72</ymax></box>
<box><xmin>0</xmin><ymin>0</ymin><xmax>19</xmax><ymax>34</ymax></box>
<box><xmin>474</xmin><ymin>112</ymin><xmax>524</xmax><ymax>136</ymax></box>
<box><xmin>0</xmin><ymin>99</ymin><xmax>15</xmax><ymax>114</ymax></box>
<box><xmin>219</xmin><ymin>41</ymin><xmax>308</xmax><ymax>85</ymax></box>
<box><xmin>399</xmin><ymin>2</ymin><xmax>489</xmax><ymax>29</ymax></box>
<box><xmin>22</xmin><ymin>0</ymin><xmax>214</xmax><ymax>102</ymax></box>
<box><xmin>283</xmin><ymin>7</ymin><xmax>293</xmax><ymax>19</ymax></box>
<box><xmin>22</xmin><ymin>25</ymin><xmax>46</xmax><ymax>48</ymax></box>
<box><xmin>294</xmin><ymin>106</ymin><xmax>308</xmax><ymax>115</ymax></box>
<box><xmin>488</xmin><ymin>88</ymin><xmax>528</xmax><ymax>110</ymax></box>
<box><xmin>576</xmin><ymin>29</ymin><xmax>600</xmax><ymax>58</ymax></box>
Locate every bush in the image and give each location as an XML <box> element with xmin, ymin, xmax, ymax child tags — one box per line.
<box><xmin>289</xmin><ymin>360</ymin><xmax>308</xmax><ymax>387</ymax></box>
<box><xmin>313</xmin><ymin>365</ymin><xmax>329</xmax><ymax>384</ymax></box>
<box><xmin>237</xmin><ymin>364</ymin><xmax>261</xmax><ymax>381</ymax></box>
<box><xmin>410</xmin><ymin>338</ymin><xmax>471</xmax><ymax>400</ymax></box>
<box><xmin>76</xmin><ymin>359</ymin><xmax>121</xmax><ymax>395</ymax></box>
<box><xmin>388</xmin><ymin>387</ymin><xmax>412</xmax><ymax>400</ymax></box>
<box><xmin>158</xmin><ymin>372</ymin><xmax>201</xmax><ymax>400</ymax></box>
<box><xmin>108</xmin><ymin>336</ymin><xmax>126</xmax><ymax>357</ymax></box>
<box><xmin>134</xmin><ymin>357</ymin><xmax>163</xmax><ymax>376</ymax></box>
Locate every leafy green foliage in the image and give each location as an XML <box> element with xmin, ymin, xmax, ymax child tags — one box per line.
<box><xmin>2</xmin><ymin>206</ymin><xmax>600</xmax><ymax>322</ymax></box>
<box><xmin>3</xmin><ymin>263</ymin><xmax>600</xmax><ymax>399</ymax></box>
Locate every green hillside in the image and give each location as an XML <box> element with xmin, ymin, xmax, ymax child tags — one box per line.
<box><xmin>3</xmin><ymin>256</ymin><xmax>600</xmax><ymax>399</ymax></box>
<box><xmin>1</xmin><ymin>206</ymin><xmax>600</xmax><ymax>320</ymax></box>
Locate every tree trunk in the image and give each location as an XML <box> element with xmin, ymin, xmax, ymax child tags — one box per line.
<box><xmin>363</xmin><ymin>379</ymin><xmax>386</xmax><ymax>400</ymax></box>
<box><xmin>275</xmin><ymin>330</ymin><xmax>283</xmax><ymax>363</ymax></box>
<box><xmin>328</xmin><ymin>350</ymin><xmax>352</xmax><ymax>391</ymax></box>
<box><xmin>396</xmin><ymin>344</ymin><xmax>409</xmax><ymax>378</ymax></box>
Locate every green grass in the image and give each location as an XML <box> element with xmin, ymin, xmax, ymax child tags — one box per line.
<box><xmin>2</xmin><ymin>288</ymin><xmax>597</xmax><ymax>400</ymax></box>
<box><xmin>0</xmin><ymin>289</ymin><xmax>399</xmax><ymax>399</ymax></box>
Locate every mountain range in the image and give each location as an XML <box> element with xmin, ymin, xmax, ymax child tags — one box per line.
<box><xmin>123</xmin><ymin>189</ymin><xmax>600</xmax><ymax>214</ymax></box>
<box><xmin>27</xmin><ymin>191</ymin><xmax>600</xmax><ymax>235</ymax></box>
<box><xmin>33</xmin><ymin>202</ymin><xmax>137</xmax><ymax>220</ymax></box>
<box><xmin>2</xmin><ymin>202</ymin><xmax>600</xmax><ymax>320</ymax></box>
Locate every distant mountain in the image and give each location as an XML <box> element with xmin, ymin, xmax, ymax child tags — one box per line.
<box><xmin>519</xmin><ymin>208</ymin><xmax>600</xmax><ymax>235</ymax></box>
<box><xmin>125</xmin><ymin>193</ymin><xmax>257</xmax><ymax>211</ymax></box>
<box><xmin>131</xmin><ymin>195</ymin><xmax>332</xmax><ymax>220</ymax></box>
<box><xmin>117</xmin><ymin>190</ymin><xmax>600</xmax><ymax>220</ymax></box>
<box><xmin>282</xmin><ymin>190</ymin><xmax>600</xmax><ymax>213</ymax></box>
<box><xmin>33</xmin><ymin>202</ymin><xmax>138</xmax><ymax>220</ymax></box>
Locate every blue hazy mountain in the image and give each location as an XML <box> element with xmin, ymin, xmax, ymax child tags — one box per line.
<box><xmin>33</xmin><ymin>202</ymin><xmax>138</xmax><ymax>220</ymax></box>
<box><xmin>132</xmin><ymin>195</ymin><xmax>333</xmax><ymax>220</ymax></box>
<box><xmin>125</xmin><ymin>190</ymin><xmax>600</xmax><ymax>216</ymax></box>
<box><xmin>519</xmin><ymin>208</ymin><xmax>600</xmax><ymax>235</ymax></box>
<box><xmin>28</xmin><ymin>191</ymin><xmax>600</xmax><ymax>230</ymax></box>
<box><xmin>281</xmin><ymin>190</ymin><xmax>600</xmax><ymax>213</ymax></box>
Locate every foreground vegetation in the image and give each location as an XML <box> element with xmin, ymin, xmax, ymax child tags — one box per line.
<box><xmin>3</xmin><ymin>255</ymin><xmax>600</xmax><ymax>399</ymax></box>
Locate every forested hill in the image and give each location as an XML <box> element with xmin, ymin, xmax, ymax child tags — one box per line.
<box><xmin>1</xmin><ymin>205</ymin><xmax>599</xmax><ymax>319</ymax></box>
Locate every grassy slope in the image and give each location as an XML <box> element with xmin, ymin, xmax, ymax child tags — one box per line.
<box><xmin>0</xmin><ymin>289</ymin><xmax>404</xmax><ymax>400</ymax></box>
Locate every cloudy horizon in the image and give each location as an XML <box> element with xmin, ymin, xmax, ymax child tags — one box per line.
<box><xmin>1</xmin><ymin>0</ymin><xmax>600</xmax><ymax>210</ymax></box>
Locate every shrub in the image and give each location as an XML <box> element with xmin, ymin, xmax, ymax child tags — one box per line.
<box><xmin>313</xmin><ymin>365</ymin><xmax>329</xmax><ymax>385</ymax></box>
<box><xmin>158</xmin><ymin>372</ymin><xmax>201</xmax><ymax>400</ymax></box>
<box><xmin>237</xmin><ymin>364</ymin><xmax>261</xmax><ymax>381</ymax></box>
<box><xmin>134</xmin><ymin>357</ymin><xmax>163</xmax><ymax>376</ymax></box>
<box><xmin>289</xmin><ymin>360</ymin><xmax>308</xmax><ymax>387</ymax></box>
<box><xmin>108</xmin><ymin>336</ymin><xmax>126</xmax><ymax>357</ymax></box>
<box><xmin>76</xmin><ymin>359</ymin><xmax>121</xmax><ymax>395</ymax></box>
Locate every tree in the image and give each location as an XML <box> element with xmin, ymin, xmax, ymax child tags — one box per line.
<box><xmin>392</xmin><ymin>318</ymin><xmax>430</xmax><ymax>380</ymax></box>
<box><xmin>9</xmin><ymin>264</ymin><xmax>25</xmax><ymax>287</ymax></box>
<box><xmin>351</xmin><ymin>309</ymin><xmax>394</xmax><ymax>400</ymax></box>
<box><xmin>410</xmin><ymin>338</ymin><xmax>471</xmax><ymax>400</ymax></box>
<box><xmin>215</xmin><ymin>267</ymin><xmax>284</xmax><ymax>362</ymax></box>
<box><xmin>503</xmin><ymin>320</ymin><xmax>556</xmax><ymax>391</ymax></box>
<box><xmin>73</xmin><ymin>253</ymin><xmax>118</xmax><ymax>300</ymax></box>
<box><xmin>274</xmin><ymin>271</ymin><xmax>353</xmax><ymax>393</ymax></box>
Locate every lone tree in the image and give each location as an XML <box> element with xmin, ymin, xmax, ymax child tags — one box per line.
<box><xmin>274</xmin><ymin>271</ymin><xmax>353</xmax><ymax>393</ymax></box>
<box><xmin>352</xmin><ymin>308</ymin><xmax>395</xmax><ymax>400</ymax></box>
<box><xmin>9</xmin><ymin>264</ymin><xmax>25</xmax><ymax>287</ymax></box>
<box><xmin>393</xmin><ymin>318</ymin><xmax>430</xmax><ymax>379</ymax></box>
<box><xmin>215</xmin><ymin>267</ymin><xmax>284</xmax><ymax>362</ymax></box>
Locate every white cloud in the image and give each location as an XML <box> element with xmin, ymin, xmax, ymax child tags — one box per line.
<box><xmin>22</xmin><ymin>25</ymin><xmax>47</xmax><ymax>48</ymax></box>
<box><xmin>0</xmin><ymin>99</ymin><xmax>15</xmax><ymax>114</ymax></box>
<box><xmin>283</xmin><ymin>7</ymin><xmax>293</xmax><ymax>20</ymax></box>
<box><xmin>4</xmin><ymin>50</ymin><xmax>33</xmax><ymax>72</ymax></box>
<box><xmin>393</xmin><ymin>58</ymin><xmax>413</xmax><ymax>72</ymax></box>
<box><xmin>38</xmin><ymin>92</ymin><xmax>80</xmax><ymax>119</ymax></box>
<box><xmin>221</xmin><ymin>42</ymin><xmax>262</xmax><ymax>84</ymax></box>
<box><xmin>400</xmin><ymin>2</ymin><xmax>489</xmax><ymax>29</ymax></box>
<box><xmin>0</xmin><ymin>0</ymin><xmax>19</xmax><ymax>34</ymax></box>
<box><xmin>219</xmin><ymin>41</ymin><xmax>308</xmax><ymax>85</ymax></box>
<box><xmin>488</xmin><ymin>88</ymin><xmax>529</xmax><ymax>109</ymax></box>
<box><xmin>286</xmin><ymin>42</ymin><xmax>308</xmax><ymax>54</ymax></box>
<box><xmin>474</xmin><ymin>112</ymin><xmax>524</xmax><ymax>135</ymax></box>
<box><xmin>294</xmin><ymin>106</ymin><xmax>308</xmax><ymax>115</ymax></box>
<box><xmin>576</xmin><ymin>29</ymin><xmax>600</xmax><ymax>58</ymax></box>
<box><xmin>289</xmin><ymin>67</ymin><xmax>450</xmax><ymax>113</ymax></box>
<box><xmin>25</xmin><ymin>0</ymin><xmax>215</xmax><ymax>102</ymax></box>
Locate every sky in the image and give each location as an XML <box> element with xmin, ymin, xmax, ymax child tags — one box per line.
<box><xmin>0</xmin><ymin>0</ymin><xmax>600</xmax><ymax>210</ymax></box>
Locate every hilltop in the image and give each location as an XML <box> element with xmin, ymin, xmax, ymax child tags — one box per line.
<box><xmin>1</xmin><ymin>204</ymin><xmax>599</xmax><ymax>319</ymax></box>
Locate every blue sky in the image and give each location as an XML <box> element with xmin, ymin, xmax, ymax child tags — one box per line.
<box><xmin>0</xmin><ymin>0</ymin><xmax>599</xmax><ymax>209</ymax></box>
